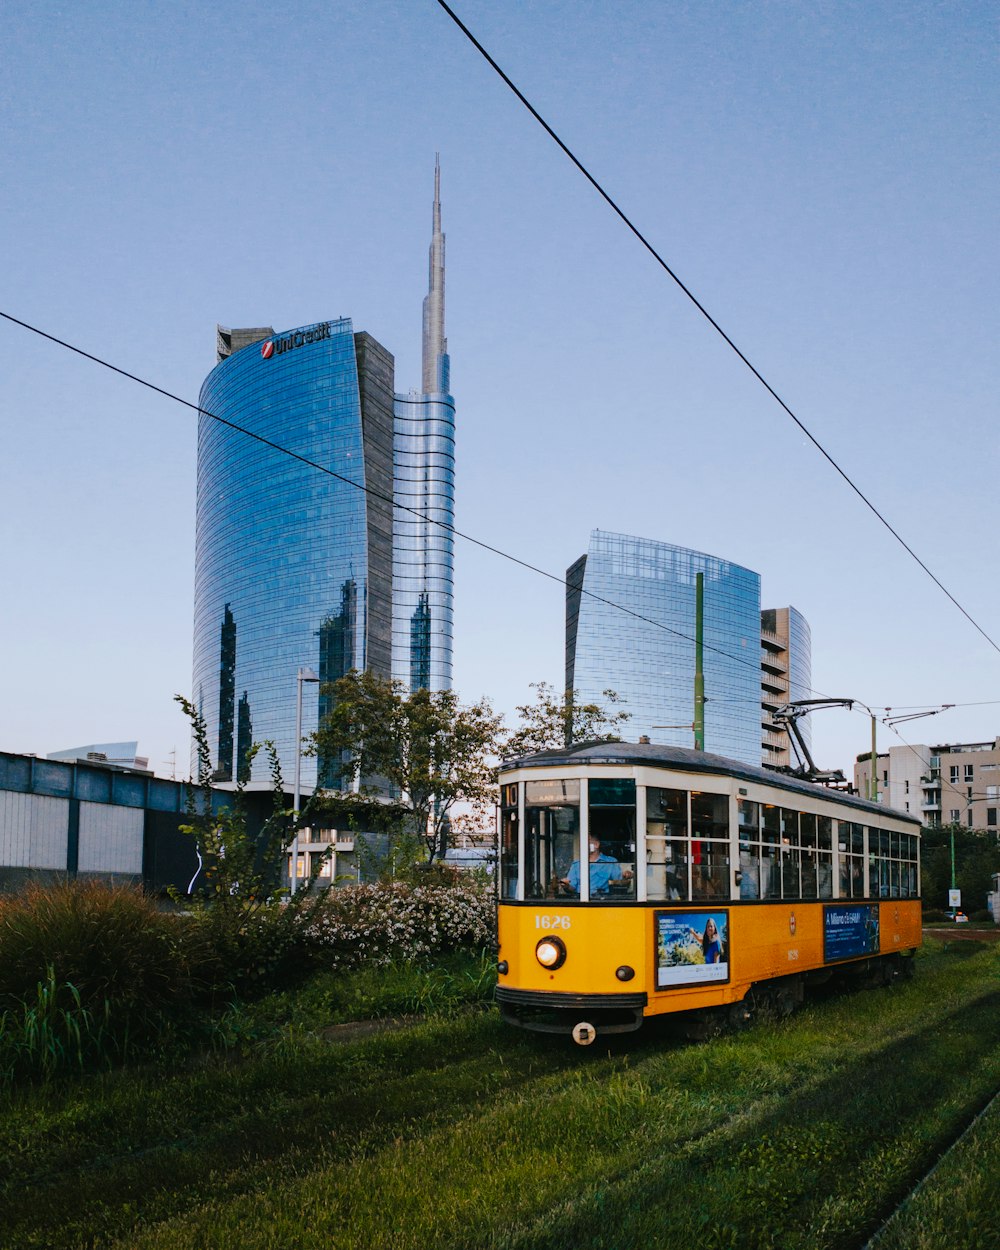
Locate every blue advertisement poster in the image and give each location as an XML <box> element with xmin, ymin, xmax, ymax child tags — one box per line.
<box><xmin>824</xmin><ymin>904</ymin><xmax>880</xmax><ymax>963</ymax></box>
<box><xmin>655</xmin><ymin>911</ymin><xmax>730</xmax><ymax>989</ymax></box>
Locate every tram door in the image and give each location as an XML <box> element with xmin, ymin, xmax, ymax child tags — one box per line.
<box><xmin>524</xmin><ymin>798</ymin><xmax>579</xmax><ymax>899</ymax></box>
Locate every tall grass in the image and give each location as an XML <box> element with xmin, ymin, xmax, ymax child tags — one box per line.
<box><xmin>0</xmin><ymin>879</ymin><xmax>201</xmax><ymax>1012</ymax></box>
<box><xmin>0</xmin><ymin>880</ymin><xmax>208</xmax><ymax>1080</ymax></box>
<box><xmin>0</xmin><ymin>967</ymin><xmax>116</xmax><ymax>1083</ymax></box>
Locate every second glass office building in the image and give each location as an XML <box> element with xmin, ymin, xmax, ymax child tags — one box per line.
<box><xmin>566</xmin><ymin>531</ymin><xmax>762</xmax><ymax>764</ymax></box>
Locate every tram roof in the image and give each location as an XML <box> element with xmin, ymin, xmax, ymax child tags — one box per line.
<box><xmin>500</xmin><ymin>740</ymin><xmax>921</xmax><ymax>827</ymax></box>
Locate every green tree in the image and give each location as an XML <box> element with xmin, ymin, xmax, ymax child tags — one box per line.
<box><xmin>501</xmin><ymin>681</ymin><xmax>630</xmax><ymax>760</ymax></box>
<box><xmin>310</xmin><ymin>671</ymin><xmax>502</xmax><ymax>863</ymax></box>
<box><xmin>174</xmin><ymin>695</ymin><xmax>324</xmax><ymax>906</ymax></box>
<box><xmin>921</xmin><ymin>822</ymin><xmax>1000</xmax><ymax>912</ymax></box>
<box><xmin>175</xmin><ymin>696</ymin><xmax>333</xmax><ymax>995</ymax></box>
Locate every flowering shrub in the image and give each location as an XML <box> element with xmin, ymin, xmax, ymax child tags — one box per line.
<box><xmin>305</xmin><ymin>881</ymin><xmax>495</xmax><ymax>969</ymax></box>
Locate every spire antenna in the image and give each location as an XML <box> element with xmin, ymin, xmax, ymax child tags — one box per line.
<box><xmin>421</xmin><ymin>156</ymin><xmax>449</xmax><ymax>394</ymax></box>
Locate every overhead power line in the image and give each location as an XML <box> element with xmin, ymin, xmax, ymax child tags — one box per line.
<box><xmin>433</xmin><ymin>0</ymin><xmax>1000</xmax><ymax>659</ymax></box>
<box><xmin>0</xmin><ymin>308</ymin><xmax>775</xmax><ymax>684</ymax></box>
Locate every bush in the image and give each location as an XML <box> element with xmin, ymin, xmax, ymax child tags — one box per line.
<box><xmin>0</xmin><ymin>880</ymin><xmax>200</xmax><ymax>1015</ymax></box>
<box><xmin>304</xmin><ymin>880</ymin><xmax>495</xmax><ymax>970</ymax></box>
<box><xmin>0</xmin><ymin>880</ymin><xmax>212</xmax><ymax>1080</ymax></box>
<box><xmin>185</xmin><ymin>891</ymin><xmax>333</xmax><ymax>999</ymax></box>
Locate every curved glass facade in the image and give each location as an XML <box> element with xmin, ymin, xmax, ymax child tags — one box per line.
<box><xmin>391</xmin><ymin>392</ymin><xmax>455</xmax><ymax>692</ymax></box>
<box><xmin>787</xmin><ymin>606</ymin><xmax>813</xmax><ymax>746</ymax></box>
<box><xmin>193</xmin><ymin>319</ymin><xmax>394</xmax><ymax>788</ymax></box>
<box><xmin>566</xmin><ymin>531</ymin><xmax>762</xmax><ymax>764</ymax></box>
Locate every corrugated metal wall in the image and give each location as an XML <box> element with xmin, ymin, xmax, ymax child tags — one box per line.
<box><xmin>0</xmin><ymin>792</ymin><xmax>143</xmax><ymax>875</ymax></box>
<box><xmin>0</xmin><ymin>792</ymin><xmax>68</xmax><ymax>869</ymax></box>
<box><xmin>78</xmin><ymin>802</ymin><xmax>143</xmax><ymax>874</ymax></box>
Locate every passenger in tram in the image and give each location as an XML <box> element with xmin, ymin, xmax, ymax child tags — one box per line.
<box><xmin>561</xmin><ymin>838</ymin><xmax>633</xmax><ymax>897</ymax></box>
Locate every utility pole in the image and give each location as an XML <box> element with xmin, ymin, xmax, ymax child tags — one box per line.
<box><xmin>693</xmin><ymin>572</ymin><xmax>705</xmax><ymax>751</ymax></box>
<box><xmin>870</xmin><ymin>714</ymin><xmax>878</xmax><ymax>802</ymax></box>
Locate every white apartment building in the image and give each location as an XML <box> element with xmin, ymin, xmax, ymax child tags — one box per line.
<box><xmin>855</xmin><ymin>739</ymin><xmax>1000</xmax><ymax>830</ymax></box>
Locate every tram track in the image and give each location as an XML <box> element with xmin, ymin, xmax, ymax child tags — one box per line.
<box><xmin>860</xmin><ymin>1082</ymin><xmax>1000</xmax><ymax>1249</ymax></box>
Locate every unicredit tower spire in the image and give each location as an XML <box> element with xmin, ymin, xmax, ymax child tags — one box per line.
<box><xmin>421</xmin><ymin>154</ymin><xmax>449</xmax><ymax>394</ymax></box>
<box><xmin>391</xmin><ymin>156</ymin><xmax>455</xmax><ymax>696</ymax></box>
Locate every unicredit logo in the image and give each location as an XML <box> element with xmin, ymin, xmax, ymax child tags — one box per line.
<box><xmin>261</xmin><ymin>322</ymin><xmax>332</xmax><ymax>360</ymax></box>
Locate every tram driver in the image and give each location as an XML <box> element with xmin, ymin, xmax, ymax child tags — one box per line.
<box><xmin>561</xmin><ymin>838</ymin><xmax>633</xmax><ymax>898</ymax></box>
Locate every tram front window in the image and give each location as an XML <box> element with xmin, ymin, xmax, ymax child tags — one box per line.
<box><xmin>524</xmin><ymin>779</ymin><xmax>580</xmax><ymax>899</ymax></box>
<box><xmin>587</xmin><ymin>779</ymin><xmax>636</xmax><ymax>901</ymax></box>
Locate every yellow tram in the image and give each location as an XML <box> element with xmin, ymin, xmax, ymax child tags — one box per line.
<box><xmin>496</xmin><ymin>742</ymin><xmax>922</xmax><ymax>1044</ymax></box>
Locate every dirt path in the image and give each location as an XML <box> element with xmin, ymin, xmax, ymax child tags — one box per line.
<box><xmin>923</xmin><ymin>926</ymin><xmax>1000</xmax><ymax>942</ymax></box>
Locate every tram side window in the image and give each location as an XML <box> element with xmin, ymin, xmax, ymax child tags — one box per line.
<box><xmin>780</xmin><ymin>809</ymin><xmax>801</xmax><ymax>900</ymax></box>
<box><xmin>588</xmin><ymin>778</ymin><xmax>636</xmax><ymax>902</ymax></box>
<box><xmin>524</xmin><ymin>779</ymin><xmax>580</xmax><ymax>899</ymax></box>
<box><xmin>738</xmin><ymin>800</ymin><xmax>760</xmax><ymax>899</ymax></box>
<box><xmin>500</xmin><ymin>784</ymin><xmax>519</xmax><ymax>900</ymax></box>
<box><xmin>761</xmin><ymin>805</ymin><xmax>781</xmax><ymax>898</ymax></box>
<box><xmin>870</xmin><ymin>827</ymin><xmax>891</xmax><ymax>899</ymax></box>
<box><xmin>646</xmin><ymin>786</ymin><xmax>689</xmax><ymax>902</ymax></box>
<box><xmin>838</xmin><ymin>821</ymin><xmax>865</xmax><ymax>899</ymax></box>
<box><xmin>691</xmin><ymin>792</ymin><xmax>730</xmax><ymax>900</ymax></box>
<box><xmin>799</xmin><ymin>813</ymin><xmax>818</xmax><ymax>900</ymax></box>
<box><xmin>817</xmin><ymin>816</ymin><xmax>834</xmax><ymax>898</ymax></box>
<box><xmin>880</xmin><ymin>827</ymin><xmax>919</xmax><ymax>899</ymax></box>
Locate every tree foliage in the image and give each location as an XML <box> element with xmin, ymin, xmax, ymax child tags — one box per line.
<box><xmin>310</xmin><ymin>671</ymin><xmax>502</xmax><ymax>863</ymax></box>
<box><xmin>501</xmin><ymin>681</ymin><xmax>630</xmax><ymax>760</ymax></box>
<box><xmin>174</xmin><ymin>695</ymin><xmax>323</xmax><ymax>907</ymax></box>
<box><xmin>921</xmin><ymin>822</ymin><xmax>1000</xmax><ymax>911</ymax></box>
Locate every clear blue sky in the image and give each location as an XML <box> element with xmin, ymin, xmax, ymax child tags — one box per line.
<box><xmin>2</xmin><ymin>0</ymin><xmax>997</xmax><ymax>779</ymax></box>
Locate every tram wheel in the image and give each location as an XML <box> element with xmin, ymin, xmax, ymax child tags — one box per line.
<box><xmin>727</xmin><ymin>1000</ymin><xmax>754</xmax><ymax>1032</ymax></box>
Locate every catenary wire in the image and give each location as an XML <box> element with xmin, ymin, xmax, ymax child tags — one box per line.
<box><xmin>432</xmin><ymin>0</ymin><xmax>1000</xmax><ymax>659</ymax></box>
<box><xmin>3</xmin><ymin>319</ymin><xmax>992</xmax><ymax>775</ymax></box>
<box><xmin>11</xmin><ymin>307</ymin><xmax>993</xmax><ymax>772</ymax></box>
<box><xmin>0</xmin><ymin>322</ymin><xmax>985</xmax><ymax>770</ymax></box>
<box><xmin>876</xmin><ymin>719</ymin><xmax>996</xmax><ymax>819</ymax></box>
<box><xmin>1</xmin><ymin>308</ymin><xmax>786</xmax><ymax>686</ymax></box>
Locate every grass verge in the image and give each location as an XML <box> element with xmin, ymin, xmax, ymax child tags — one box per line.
<box><xmin>866</xmin><ymin>1089</ymin><xmax>1000</xmax><ymax>1249</ymax></box>
<box><xmin>0</xmin><ymin>940</ymin><xmax>997</xmax><ymax>1250</ymax></box>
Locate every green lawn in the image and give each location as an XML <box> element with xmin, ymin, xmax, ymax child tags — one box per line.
<box><xmin>1</xmin><ymin>938</ymin><xmax>998</xmax><ymax>1250</ymax></box>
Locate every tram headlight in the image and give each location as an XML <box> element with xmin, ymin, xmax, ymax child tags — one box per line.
<box><xmin>535</xmin><ymin>936</ymin><xmax>567</xmax><ymax>970</ymax></box>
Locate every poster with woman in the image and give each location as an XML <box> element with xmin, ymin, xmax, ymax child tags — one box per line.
<box><xmin>655</xmin><ymin>910</ymin><xmax>730</xmax><ymax>988</ymax></box>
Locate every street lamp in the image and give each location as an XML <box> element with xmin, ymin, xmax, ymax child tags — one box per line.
<box><xmin>289</xmin><ymin>666</ymin><xmax>320</xmax><ymax>895</ymax></box>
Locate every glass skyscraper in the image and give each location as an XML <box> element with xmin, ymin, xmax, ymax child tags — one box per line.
<box><xmin>193</xmin><ymin>164</ymin><xmax>455</xmax><ymax>789</ymax></box>
<box><xmin>566</xmin><ymin>531</ymin><xmax>763</xmax><ymax>764</ymax></box>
